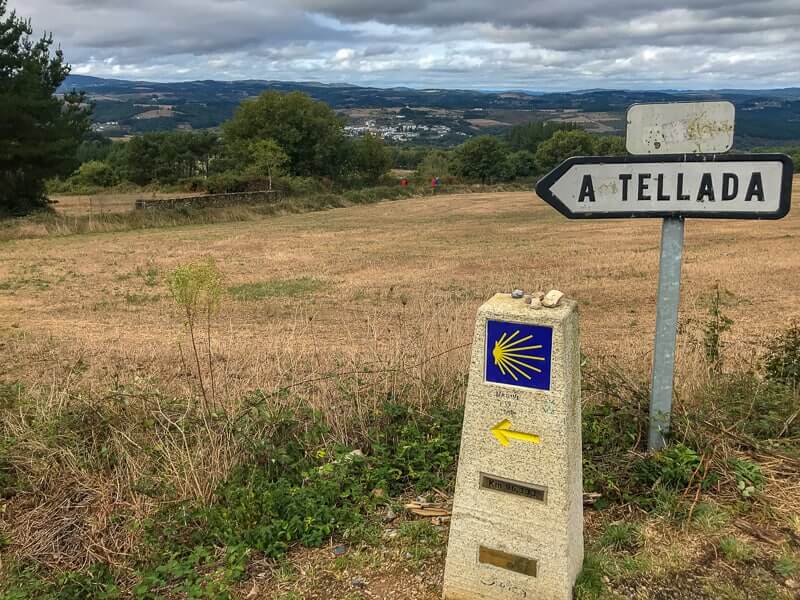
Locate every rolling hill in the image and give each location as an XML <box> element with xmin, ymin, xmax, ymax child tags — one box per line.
<box><xmin>61</xmin><ymin>75</ymin><xmax>800</xmax><ymax>148</ymax></box>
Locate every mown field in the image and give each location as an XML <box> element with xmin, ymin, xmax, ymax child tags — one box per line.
<box><xmin>1</xmin><ymin>186</ymin><xmax>799</xmax><ymax>599</ymax></box>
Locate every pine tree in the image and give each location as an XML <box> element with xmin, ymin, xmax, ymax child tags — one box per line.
<box><xmin>0</xmin><ymin>0</ymin><xmax>91</xmax><ymax>215</ymax></box>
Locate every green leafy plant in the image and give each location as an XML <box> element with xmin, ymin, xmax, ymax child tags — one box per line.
<box><xmin>637</xmin><ymin>444</ymin><xmax>702</xmax><ymax>490</ymax></box>
<box><xmin>128</xmin><ymin>400</ymin><xmax>462</xmax><ymax>596</ymax></box>
<box><xmin>730</xmin><ymin>458</ymin><xmax>765</xmax><ymax>499</ymax></box>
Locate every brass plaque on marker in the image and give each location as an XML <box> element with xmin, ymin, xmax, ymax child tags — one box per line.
<box><xmin>479</xmin><ymin>546</ymin><xmax>538</xmax><ymax>577</ymax></box>
<box><xmin>480</xmin><ymin>473</ymin><xmax>547</xmax><ymax>503</ymax></box>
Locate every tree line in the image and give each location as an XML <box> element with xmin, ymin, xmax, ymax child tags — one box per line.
<box><xmin>61</xmin><ymin>109</ymin><xmax>625</xmax><ymax>195</ymax></box>
<box><xmin>65</xmin><ymin>92</ymin><xmax>395</xmax><ymax>194</ymax></box>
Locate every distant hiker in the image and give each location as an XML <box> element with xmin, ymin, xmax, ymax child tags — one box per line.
<box><xmin>400</xmin><ymin>177</ymin><xmax>409</xmax><ymax>187</ymax></box>
<box><xmin>431</xmin><ymin>176</ymin><xmax>439</xmax><ymax>195</ymax></box>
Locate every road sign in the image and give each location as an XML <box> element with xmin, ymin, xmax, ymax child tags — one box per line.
<box><xmin>535</xmin><ymin>153</ymin><xmax>793</xmax><ymax>220</ymax></box>
<box><xmin>626</xmin><ymin>101</ymin><xmax>735</xmax><ymax>155</ymax></box>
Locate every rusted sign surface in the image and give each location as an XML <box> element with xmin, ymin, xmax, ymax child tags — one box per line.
<box><xmin>626</xmin><ymin>101</ymin><xmax>735</xmax><ymax>155</ymax></box>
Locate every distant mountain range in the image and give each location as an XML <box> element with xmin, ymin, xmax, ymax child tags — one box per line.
<box><xmin>61</xmin><ymin>75</ymin><xmax>800</xmax><ymax>148</ymax></box>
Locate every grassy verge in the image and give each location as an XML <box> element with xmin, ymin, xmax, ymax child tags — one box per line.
<box><xmin>1</xmin><ymin>304</ymin><xmax>798</xmax><ymax>598</ymax></box>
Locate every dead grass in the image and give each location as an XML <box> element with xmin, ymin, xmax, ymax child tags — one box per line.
<box><xmin>2</xmin><ymin>184</ymin><xmax>799</xmax><ymax>394</ymax></box>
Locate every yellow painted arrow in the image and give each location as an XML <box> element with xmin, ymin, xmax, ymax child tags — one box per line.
<box><xmin>490</xmin><ymin>419</ymin><xmax>541</xmax><ymax>447</ymax></box>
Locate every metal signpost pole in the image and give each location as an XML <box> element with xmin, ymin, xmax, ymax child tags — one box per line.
<box><xmin>648</xmin><ymin>216</ymin><xmax>685</xmax><ymax>451</ymax></box>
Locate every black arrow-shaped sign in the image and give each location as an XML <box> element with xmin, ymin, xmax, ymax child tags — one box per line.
<box><xmin>535</xmin><ymin>153</ymin><xmax>793</xmax><ymax>220</ymax></box>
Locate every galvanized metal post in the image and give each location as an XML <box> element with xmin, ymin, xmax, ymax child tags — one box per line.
<box><xmin>648</xmin><ymin>216</ymin><xmax>685</xmax><ymax>451</ymax></box>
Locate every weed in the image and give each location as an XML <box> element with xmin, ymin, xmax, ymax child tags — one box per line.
<box><xmin>694</xmin><ymin>373</ymin><xmax>799</xmax><ymax>444</ymax></box>
<box><xmin>228</xmin><ymin>277</ymin><xmax>325</xmax><ymax>301</ymax></box>
<box><xmin>773</xmin><ymin>553</ymin><xmax>799</xmax><ymax>578</ymax></box>
<box><xmin>396</xmin><ymin>520</ymin><xmax>442</xmax><ymax>564</ymax></box>
<box><xmin>124</xmin><ymin>292</ymin><xmax>160</xmax><ymax>305</ymax></box>
<box><xmin>764</xmin><ymin>322</ymin><xmax>800</xmax><ymax>389</ymax></box>
<box><xmin>170</xmin><ymin>258</ymin><xmax>225</xmax><ymax>412</ymax></box>
<box><xmin>1</xmin><ymin>563</ymin><xmax>121</xmax><ymax>600</ymax></box>
<box><xmin>597</xmin><ymin>522</ymin><xmax>643</xmax><ymax>553</ymax></box>
<box><xmin>703</xmin><ymin>283</ymin><xmax>733</xmax><ymax>368</ymax></box>
<box><xmin>691</xmin><ymin>502</ymin><xmax>729</xmax><ymax>531</ymax></box>
<box><xmin>574</xmin><ymin>551</ymin><xmax>609</xmax><ymax>600</ymax></box>
<box><xmin>636</xmin><ymin>444</ymin><xmax>702</xmax><ymax>490</ymax></box>
<box><xmin>0</xmin><ymin>382</ymin><xmax>22</xmax><ymax>410</ymax></box>
<box><xmin>730</xmin><ymin>458</ymin><xmax>765</xmax><ymax>499</ymax></box>
<box><xmin>366</xmin><ymin>402</ymin><xmax>463</xmax><ymax>493</ymax></box>
<box><xmin>719</xmin><ymin>536</ymin><xmax>754</xmax><ymax>562</ymax></box>
<box><xmin>125</xmin><ymin>400</ymin><xmax>462</xmax><ymax>597</ymax></box>
<box><xmin>581</xmin><ymin>361</ymin><xmax>648</xmax><ymax>506</ymax></box>
<box><xmin>136</xmin><ymin>263</ymin><xmax>160</xmax><ymax>287</ymax></box>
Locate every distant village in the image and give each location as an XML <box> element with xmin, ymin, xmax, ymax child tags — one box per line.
<box><xmin>344</xmin><ymin>118</ymin><xmax>455</xmax><ymax>142</ymax></box>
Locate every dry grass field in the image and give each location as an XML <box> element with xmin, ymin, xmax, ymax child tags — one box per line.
<box><xmin>1</xmin><ymin>184</ymin><xmax>799</xmax><ymax>599</ymax></box>
<box><xmin>3</xmin><ymin>186</ymin><xmax>800</xmax><ymax>393</ymax></box>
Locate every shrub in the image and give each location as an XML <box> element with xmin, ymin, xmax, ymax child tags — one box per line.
<box><xmin>204</xmin><ymin>173</ymin><xmax>250</xmax><ymax>194</ymax></box>
<box><xmin>636</xmin><ymin>444</ymin><xmax>702</xmax><ymax>490</ymax></box>
<box><xmin>764</xmin><ymin>322</ymin><xmax>800</xmax><ymax>388</ymax></box>
<box><xmin>129</xmin><ymin>400</ymin><xmax>463</xmax><ymax>597</ymax></box>
<box><xmin>72</xmin><ymin>161</ymin><xmax>118</xmax><ymax>188</ymax></box>
<box><xmin>695</xmin><ymin>373</ymin><xmax>799</xmax><ymax>442</ymax></box>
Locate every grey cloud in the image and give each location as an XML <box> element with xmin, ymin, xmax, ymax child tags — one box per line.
<box><xmin>301</xmin><ymin>0</ymin><xmax>774</xmax><ymax>29</ymax></box>
<box><xmin>8</xmin><ymin>0</ymin><xmax>800</xmax><ymax>89</ymax></box>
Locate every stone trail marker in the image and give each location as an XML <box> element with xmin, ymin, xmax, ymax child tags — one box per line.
<box><xmin>443</xmin><ymin>294</ymin><xmax>583</xmax><ymax>599</ymax></box>
<box><xmin>535</xmin><ymin>101</ymin><xmax>795</xmax><ymax>450</ymax></box>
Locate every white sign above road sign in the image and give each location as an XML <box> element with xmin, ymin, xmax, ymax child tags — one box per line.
<box><xmin>535</xmin><ymin>153</ymin><xmax>793</xmax><ymax>219</ymax></box>
<box><xmin>626</xmin><ymin>101</ymin><xmax>735</xmax><ymax>155</ymax></box>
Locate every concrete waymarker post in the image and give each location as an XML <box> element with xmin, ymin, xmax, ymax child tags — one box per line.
<box><xmin>443</xmin><ymin>293</ymin><xmax>583</xmax><ymax>600</ymax></box>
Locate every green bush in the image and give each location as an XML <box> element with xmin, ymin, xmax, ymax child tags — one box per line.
<box><xmin>203</xmin><ymin>173</ymin><xmax>250</xmax><ymax>194</ymax></box>
<box><xmin>72</xmin><ymin>161</ymin><xmax>118</xmax><ymax>188</ymax></box>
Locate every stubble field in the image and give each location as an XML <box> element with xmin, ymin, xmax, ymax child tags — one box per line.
<box><xmin>3</xmin><ymin>186</ymin><xmax>800</xmax><ymax>393</ymax></box>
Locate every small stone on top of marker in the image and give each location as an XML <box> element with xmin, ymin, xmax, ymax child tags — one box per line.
<box><xmin>511</xmin><ymin>289</ymin><xmax>524</xmax><ymax>299</ymax></box>
<box><xmin>542</xmin><ymin>290</ymin><xmax>565</xmax><ymax>308</ymax></box>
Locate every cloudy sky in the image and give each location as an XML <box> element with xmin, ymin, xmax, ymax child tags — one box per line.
<box><xmin>12</xmin><ymin>0</ymin><xmax>800</xmax><ymax>90</ymax></box>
